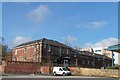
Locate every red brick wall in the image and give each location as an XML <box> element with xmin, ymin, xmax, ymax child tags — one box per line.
<box><xmin>4</xmin><ymin>61</ymin><xmax>51</xmax><ymax>74</ymax></box>
<box><xmin>12</xmin><ymin>44</ymin><xmax>40</xmax><ymax>62</ymax></box>
<box><xmin>4</xmin><ymin>61</ymin><xmax>41</xmax><ymax>74</ymax></box>
<box><xmin>41</xmin><ymin>66</ymin><xmax>50</xmax><ymax>74</ymax></box>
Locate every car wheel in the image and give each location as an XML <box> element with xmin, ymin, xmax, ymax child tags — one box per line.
<box><xmin>63</xmin><ymin>72</ymin><xmax>66</xmax><ymax>76</ymax></box>
<box><xmin>53</xmin><ymin>72</ymin><xmax>56</xmax><ymax>76</ymax></box>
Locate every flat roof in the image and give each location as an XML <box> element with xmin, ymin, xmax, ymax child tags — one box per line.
<box><xmin>108</xmin><ymin>44</ymin><xmax>120</xmax><ymax>53</ymax></box>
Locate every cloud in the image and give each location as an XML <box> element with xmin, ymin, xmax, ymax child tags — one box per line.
<box><xmin>77</xmin><ymin>21</ymin><xmax>107</xmax><ymax>29</ymax></box>
<box><xmin>27</xmin><ymin>5</ymin><xmax>51</xmax><ymax>23</ymax></box>
<box><xmin>63</xmin><ymin>35</ymin><xmax>77</xmax><ymax>44</ymax></box>
<box><xmin>12</xmin><ymin>36</ymin><xmax>31</xmax><ymax>47</ymax></box>
<box><xmin>84</xmin><ymin>37</ymin><xmax>119</xmax><ymax>48</ymax></box>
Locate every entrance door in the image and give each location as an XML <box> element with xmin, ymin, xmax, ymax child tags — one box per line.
<box><xmin>63</xmin><ymin>60</ymin><xmax>68</xmax><ymax>66</ymax></box>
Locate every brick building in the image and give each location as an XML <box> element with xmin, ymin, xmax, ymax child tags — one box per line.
<box><xmin>12</xmin><ymin>38</ymin><xmax>112</xmax><ymax>68</ymax></box>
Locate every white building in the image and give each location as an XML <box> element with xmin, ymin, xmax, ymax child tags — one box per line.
<box><xmin>82</xmin><ymin>47</ymin><xmax>120</xmax><ymax>65</ymax></box>
<box><xmin>114</xmin><ymin>52</ymin><xmax>120</xmax><ymax>65</ymax></box>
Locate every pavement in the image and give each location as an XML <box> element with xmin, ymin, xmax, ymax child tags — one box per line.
<box><xmin>0</xmin><ymin>75</ymin><xmax>120</xmax><ymax>80</ymax></box>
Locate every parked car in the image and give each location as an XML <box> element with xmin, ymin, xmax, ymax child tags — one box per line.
<box><xmin>53</xmin><ymin>67</ymin><xmax>71</xmax><ymax>76</ymax></box>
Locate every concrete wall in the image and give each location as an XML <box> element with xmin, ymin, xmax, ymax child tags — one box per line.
<box><xmin>69</xmin><ymin>67</ymin><xmax>119</xmax><ymax>78</ymax></box>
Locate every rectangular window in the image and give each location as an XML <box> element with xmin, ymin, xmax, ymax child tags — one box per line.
<box><xmin>34</xmin><ymin>55</ymin><xmax>36</xmax><ymax>62</ymax></box>
<box><xmin>59</xmin><ymin>68</ymin><xmax>63</xmax><ymax>71</ymax></box>
<box><xmin>92</xmin><ymin>61</ymin><xmax>94</xmax><ymax>65</ymax></box>
<box><xmin>24</xmin><ymin>48</ymin><xmax>26</xmax><ymax>53</ymax></box>
<box><xmin>34</xmin><ymin>46</ymin><xmax>37</xmax><ymax>52</ymax></box>
<box><xmin>88</xmin><ymin>61</ymin><xmax>90</xmax><ymax>65</ymax></box>
<box><xmin>14</xmin><ymin>56</ymin><xmax>17</xmax><ymax>61</ymax></box>
<box><xmin>66</xmin><ymin>49</ymin><xmax>69</xmax><ymax>54</ymax></box>
<box><xmin>74</xmin><ymin>54</ymin><xmax>76</xmax><ymax>57</ymax></box>
<box><xmin>24</xmin><ymin>56</ymin><xmax>26</xmax><ymax>61</ymax></box>
<box><xmin>15</xmin><ymin>50</ymin><xmax>17</xmax><ymax>55</ymax></box>
<box><xmin>48</xmin><ymin>45</ymin><xmax>51</xmax><ymax>52</ymax></box>
<box><xmin>59</xmin><ymin>47</ymin><xmax>62</xmax><ymax>57</ymax></box>
<box><xmin>95</xmin><ymin>50</ymin><xmax>101</xmax><ymax>52</ymax></box>
<box><xmin>83</xmin><ymin>61</ymin><xmax>85</xmax><ymax>64</ymax></box>
<box><xmin>44</xmin><ymin>44</ymin><xmax>46</xmax><ymax>48</ymax></box>
<box><xmin>98</xmin><ymin>58</ymin><xmax>101</xmax><ymax>60</ymax></box>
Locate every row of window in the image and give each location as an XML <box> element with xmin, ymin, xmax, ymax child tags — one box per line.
<box><xmin>14</xmin><ymin>56</ymin><xmax>37</xmax><ymax>62</ymax></box>
<box><xmin>23</xmin><ymin>46</ymin><xmax>37</xmax><ymax>53</ymax></box>
<box><xmin>77</xmin><ymin>60</ymin><xmax>95</xmax><ymax>65</ymax></box>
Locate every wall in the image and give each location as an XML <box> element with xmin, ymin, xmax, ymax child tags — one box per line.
<box><xmin>1</xmin><ymin>61</ymin><xmax>120</xmax><ymax>77</ymax></box>
<box><xmin>0</xmin><ymin>61</ymin><xmax>6</xmax><ymax>75</ymax></box>
<box><xmin>5</xmin><ymin>61</ymin><xmax>40</xmax><ymax>74</ymax></box>
<box><xmin>12</xmin><ymin>43</ymin><xmax>41</xmax><ymax>62</ymax></box>
<box><xmin>4</xmin><ymin>61</ymin><xmax>51</xmax><ymax>74</ymax></box>
<box><xmin>40</xmin><ymin>66</ymin><xmax>50</xmax><ymax>74</ymax></box>
<box><xmin>0</xmin><ymin>65</ymin><xmax>2</xmax><ymax>74</ymax></box>
<box><xmin>4</xmin><ymin>61</ymin><xmax>40</xmax><ymax>74</ymax></box>
<box><xmin>69</xmin><ymin>67</ymin><xmax>119</xmax><ymax>78</ymax></box>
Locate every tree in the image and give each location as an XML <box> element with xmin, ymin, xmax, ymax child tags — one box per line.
<box><xmin>0</xmin><ymin>37</ymin><xmax>11</xmax><ymax>64</ymax></box>
<box><xmin>0</xmin><ymin>43</ymin><xmax>8</xmax><ymax>60</ymax></box>
<box><xmin>5</xmin><ymin>51</ymin><xmax>12</xmax><ymax>61</ymax></box>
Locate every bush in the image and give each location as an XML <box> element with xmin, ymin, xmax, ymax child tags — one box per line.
<box><xmin>105</xmin><ymin>65</ymin><xmax>120</xmax><ymax>69</ymax></box>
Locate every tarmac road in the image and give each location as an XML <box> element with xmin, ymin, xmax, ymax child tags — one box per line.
<box><xmin>1</xmin><ymin>76</ymin><xmax>120</xmax><ymax>80</ymax></box>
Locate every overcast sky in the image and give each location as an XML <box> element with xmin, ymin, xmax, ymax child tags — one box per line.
<box><xmin>2</xmin><ymin>2</ymin><xmax>118</xmax><ymax>48</ymax></box>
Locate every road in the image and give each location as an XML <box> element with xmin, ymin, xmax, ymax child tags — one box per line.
<box><xmin>1</xmin><ymin>76</ymin><xmax>120</xmax><ymax>80</ymax></box>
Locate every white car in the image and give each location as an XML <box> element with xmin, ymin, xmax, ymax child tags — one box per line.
<box><xmin>53</xmin><ymin>67</ymin><xmax>71</xmax><ymax>76</ymax></box>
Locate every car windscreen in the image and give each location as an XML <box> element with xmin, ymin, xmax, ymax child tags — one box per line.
<box><xmin>62</xmin><ymin>68</ymin><xmax>69</xmax><ymax>71</ymax></box>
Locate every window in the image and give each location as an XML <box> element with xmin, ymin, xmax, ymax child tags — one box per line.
<box><xmin>88</xmin><ymin>61</ymin><xmax>90</xmax><ymax>65</ymax></box>
<box><xmin>14</xmin><ymin>56</ymin><xmax>17</xmax><ymax>61</ymax></box>
<box><xmin>74</xmin><ymin>54</ymin><xmax>76</xmax><ymax>57</ymax></box>
<box><xmin>24</xmin><ymin>56</ymin><xmax>26</xmax><ymax>61</ymax></box>
<box><xmin>75</xmin><ymin>59</ymin><xmax>78</xmax><ymax>66</ymax></box>
<box><xmin>24</xmin><ymin>48</ymin><xmax>26</xmax><ymax>53</ymax></box>
<box><xmin>106</xmin><ymin>53</ymin><xmax>110</xmax><ymax>56</ymax></box>
<box><xmin>82</xmin><ymin>52</ymin><xmax>84</xmax><ymax>54</ymax></box>
<box><xmin>95</xmin><ymin>50</ymin><xmax>101</xmax><ymax>52</ymax></box>
<box><xmin>34</xmin><ymin>46</ymin><xmax>37</xmax><ymax>52</ymax></box>
<box><xmin>66</xmin><ymin>49</ymin><xmax>69</xmax><ymax>54</ymax></box>
<box><xmin>15</xmin><ymin>50</ymin><xmax>17</xmax><ymax>55</ymax></box>
<box><xmin>83</xmin><ymin>61</ymin><xmax>85</xmax><ymax>64</ymax></box>
<box><xmin>48</xmin><ymin>45</ymin><xmax>51</xmax><ymax>52</ymax></box>
<box><xmin>104</xmin><ymin>49</ymin><xmax>108</xmax><ymax>51</ymax></box>
<box><xmin>92</xmin><ymin>61</ymin><xmax>94</xmax><ymax>65</ymax></box>
<box><xmin>98</xmin><ymin>58</ymin><xmax>101</xmax><ymax>60</ymax></box>
<box><xmin>59</xmin><ymin>47</ymin><xmax>62</xmax><ymax>56</ymax></box>
<box><xmin>44</xmin><ymin>44</ymin><xmax>46</xmax><ymax>48</ymax></box>
<box><xmin>59</xmin><ymin>68</ymin><xmax>63</xmax><ymax>71</ymax></box>
<box><xmin>34</xmin><ymin>55</ymin><xmax>36</xmax><ymax>62</ymax></box>
<box><xmin>62</xmin><ymin>68</ymin><xmax>69</xmax><ymax>71</ymax></box>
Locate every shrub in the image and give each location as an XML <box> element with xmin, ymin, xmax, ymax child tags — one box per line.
<box><xmin>105</xmin><ymin>65</ymin><xmax>120</xmax><ymax>69</ymax></box>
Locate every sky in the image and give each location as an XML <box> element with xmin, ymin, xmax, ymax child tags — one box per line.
<box><xmin>2</xmin><ymin>2</ymin><xmax>118</xmax><ymax>49</ymax></box>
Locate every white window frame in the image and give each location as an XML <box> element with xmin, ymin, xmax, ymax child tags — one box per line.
<box><xmin>34</xmin><ymin>46</ymin><xmax>37</xmax><ymax>52</ymax></box>
<box><xmin>48</xmin><ymin>45</ymin><xmax>51</xmax><ymax>52</ymax></box>
<box><xmin>24</xmin><ymin>48</ymin><xmax>26</xmax><ymax>53</ymax></box>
